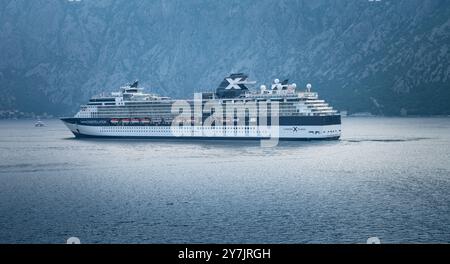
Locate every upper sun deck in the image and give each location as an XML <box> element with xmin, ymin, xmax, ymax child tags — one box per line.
<box><xmin>244</xmin><ymin>91</ymin><xmax>318</xmax><ymax>100</ymax></box>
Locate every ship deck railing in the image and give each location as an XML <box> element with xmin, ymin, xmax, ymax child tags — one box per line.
<box><xmin>244</xmin><ymin>92</ymin><xmax>318</xmax><ymax>99</ymax></box>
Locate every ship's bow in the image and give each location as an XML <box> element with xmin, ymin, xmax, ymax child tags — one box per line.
<box><xmin>60</xmin><ymin>118</ymin><xmax>80</xmax><ymax>137</ymax></box>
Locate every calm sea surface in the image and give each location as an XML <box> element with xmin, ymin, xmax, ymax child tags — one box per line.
<box><xmin>0</xmin><ymin>118</ymin><xmax>449</xmax><ymax>243</ymax></box>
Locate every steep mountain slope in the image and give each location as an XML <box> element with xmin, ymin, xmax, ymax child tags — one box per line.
<box><xmin>0</xmin><ymin>0</ymin><xmax>449</xmax><ymax>116</ymax></box>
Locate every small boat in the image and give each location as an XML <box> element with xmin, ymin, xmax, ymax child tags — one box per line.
<box><xmin>35</xmin><ymin>120</ymin><xmax>45</xmax><ymax>127</ymax></box>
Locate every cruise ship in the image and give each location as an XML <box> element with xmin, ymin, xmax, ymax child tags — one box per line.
<box><xmin>61</xmin><ymin>74</ymin><xmax>341</xmax><ymax>140</ymax></box>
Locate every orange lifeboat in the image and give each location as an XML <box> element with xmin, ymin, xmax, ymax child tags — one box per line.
<box><xmin>141</xmin><ymin>118</ymin><xmax>150</xmax><ymax>125</ymax></box>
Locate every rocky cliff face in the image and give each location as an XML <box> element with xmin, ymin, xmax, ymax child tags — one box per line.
<box><xmin>1</xmin><ymin>0</ymin><xmax>449</xmax><ymax>116</ymax></box>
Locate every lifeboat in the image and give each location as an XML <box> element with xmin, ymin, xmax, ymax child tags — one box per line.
<box><xmin>110</xmin><ymin>119</ymin><xmax>119</xmax><ymax>125</ymax></box>
<box><xmin>141</xmin><ymin>118</ymin><xmax>150</xmax><ymax>124</ymax></box>
<box><xmin>122</xmin><ymin>118</ymin><xmax>130</xmax><ymax>125</ymax></box>
<box><xmin>131</xmin><ymin>118</ymin><xmax>140</xmax><ymax>124</ymax></box>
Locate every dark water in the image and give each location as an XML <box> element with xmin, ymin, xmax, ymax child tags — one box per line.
<box><xmin>0</xmin><ymin>118</ymin><xmax>449</xmax><ymax>244</ymax></box>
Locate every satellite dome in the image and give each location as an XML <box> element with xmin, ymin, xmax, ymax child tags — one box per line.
<box><xmin>274</xmin><ymin>79</ymin><xmax>280</xmax><ymax>84</ymax></box>
<box><xmin>306</xmin><ymin>83</ymin><xmax>312</xmax><ymax>89</ymax></box>
<box><xmin>291</xmin><ymin>83</ymin><xmax>297</xmax><ymax>88</ymax></box>
<box><xmin>260</xmin><ymin>85</ymin><xmax>266</xmax><ymax>90</ymax></box>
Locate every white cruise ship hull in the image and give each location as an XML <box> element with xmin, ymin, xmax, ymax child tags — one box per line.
<box><xmin>62</xmin><ymin>121</ymin><xmax>341</xmax><ymax>140</ymax></box>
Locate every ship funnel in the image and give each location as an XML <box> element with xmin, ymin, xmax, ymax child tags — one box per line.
<box><xmin>215</xmin><ymin>73</ymin><xmax>255</xmax><ymax>98</ymax></box>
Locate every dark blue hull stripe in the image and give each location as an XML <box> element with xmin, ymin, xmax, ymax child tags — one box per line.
<box><xmin>71</xmin><ymin>131</ymin><xmax>340</xmax><ymax>141</ymax></box>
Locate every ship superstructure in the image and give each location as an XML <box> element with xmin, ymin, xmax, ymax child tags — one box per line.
<box><xmin>61</xmin><ymin>74</ymin><xmax>341</xmax><ymax>140</ymax></box>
